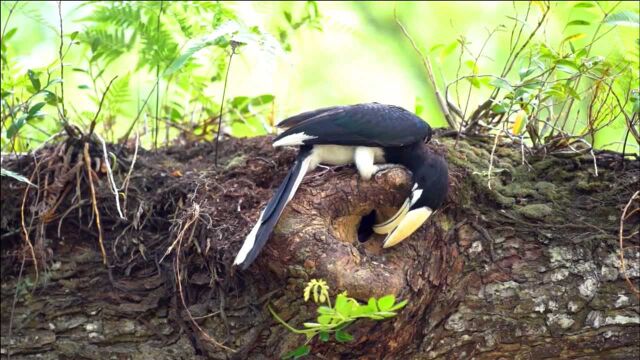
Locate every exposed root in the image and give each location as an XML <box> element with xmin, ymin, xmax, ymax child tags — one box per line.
<box><xmin>171</xmin><ymin>202</ymin><xmax>235</xmax><ymax>352</ymax></box>
<box><xmin>84</xmin><ymin>142</ymin><xmax>107</xmax><ymax>265</ymax></box>
<box><xmin>20</xmin><ymin>163</ymin><xmax>39</xmax><ymax>285</ymax></box>
<box><xmin>97</xmin><ymin>133</ymin><xmax>125</xmax><ymax>219</ymax></box>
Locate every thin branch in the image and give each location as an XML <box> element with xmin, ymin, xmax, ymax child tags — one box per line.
<box><xmin>214</xmin><ymin>41</ymin><xmax>238</xmax><ymax>167</ymax></box>
<box><xmin>88</xmin><ymin>75</ymin><xmax>118</xmax><ymax>137</ymax></box>
<box><xmin>153</xmin><ymin>0</ymin><xmax>164</xmax><ymax>150</ymax></box>
<box><xmin>1</xmin><ymin>1</ymin><xmax>18</xmax><ymax>40</ymax></box>
<box><xmin>394</xmin><ymin>9</ymin><xmax>456</xmax><ymax>129</ymax></box>
<box><xmin>57</xmin><ymin>1</ymin><xmax>66</xmax><ymax>119</ymax></box>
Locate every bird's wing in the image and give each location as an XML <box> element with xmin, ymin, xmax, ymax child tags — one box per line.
<box><xmin>273</xmin><ymin>103</ymin><xmax>431</xmax><ymax>148</ymax></box>
<box><xmin>275</xmin><ymin>105</ymin><xmax>346</xmax><ymax>129</ymax></box>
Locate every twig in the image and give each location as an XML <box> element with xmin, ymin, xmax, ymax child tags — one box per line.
<box><xmin>214</xmin><ymin>41</ymin><xmax>238</xmax><ymax>167</ymax></box>
<box><xmin>487</xmin><ymin>131</ymin><xmax>502</xmax><ymax>190</ymax></box>
<box><xmin>394</xmin><ymin>9</ymin><xmax>456</xmax><ymax>129</ymax></box>
<box><xmin>96</xmin><ymin>133</ymin><xmax>125</xmax><ymax>219</ymax></box>
<box><xmin>57</xmin><ymin>1</ymin><xmax>66</xmax><ymax>119</ymax></box>
<box><xmin>20</xmin><ymin>166</ymin><xmax>39</xmax><ymax>285</ymax></box>
<box><xmin>153</xmin><ymin>0</ymin><xmax>164</xmax><ymax>150</ymax></box>
<box><xmin>120</xmin><ymin>81</ymin><xmax>158</xmax><ymax>143</ymax></box>
<box><xmin>619</xmin><ymin>191</ymin><xmax>640</xmax><ymax>298</ymax></box>
<box><xmin>121</xmin><ymin>132</ymin><xmax>139</xmax><ymax>216</ymax></box>
<box><xmin>83</xmin><ymin>142</ymin><xmax>107</xmax><ymax>265</ymax></box>
<box><xmin>1</xmin><ymin>1</ymin><xmax>18</xmax><ymax>40</ymax></box>
<box><xmin>88</xmin><ymin>75</ymin><xmax>118</xmax><ymax>137</ymax></box>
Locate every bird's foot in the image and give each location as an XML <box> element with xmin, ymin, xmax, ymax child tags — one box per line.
<box><xmin>373</xmin><ymin>164</ymin><xmax>406</xmax><ymax>176</ymax></box>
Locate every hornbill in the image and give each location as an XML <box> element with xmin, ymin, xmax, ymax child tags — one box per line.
<box><xmin>233</xmin><ymin>103</ymin><xmax>448</xmax><ymax>270</ymax></box>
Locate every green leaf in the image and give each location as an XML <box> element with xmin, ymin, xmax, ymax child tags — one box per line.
<box><xmin>567</xmin><ymin>20</ymin><xmax>590</xmax><ymax>26</ymax></box>
<box><xmin>388</xmin><ymin>299</ymin><xmax>408</xmax><ymax>311</ymax></box>
<box><xmin>6</xmin><ymin>115</ymin><xmax>27</xmax><ymax>138</ymax></box>
<box><xmin>334</xmin><ymin>294</ymin><xmax>351</xmax><ymax>317</ymax></box>
<box><xmin>1</xmin><ymin>90</ymin><xmax>14</xmax><ymax>99</ymax></box>
<box><xmin>319</xmin><ymin>331</ymin><xmax>329</xmax><ymax>342</ymax></box>
<box><xmin>491</xmin><ymin>103</ymin><xmax>508</xmax><ymax>114</ymax></box>
<box><xmin>28</xmin><ymin>102</ymin><xmax>46</xmax><ymax>117</ymax></box>
<box><xmin>1</xmin><ymin>168</ymin><xmax>35</xmax><ymax>187</ymax></box>
<box><xmin>250</xmin><ymin>94</ymin><xmax>275</xmax><ymax>106</ymax></box>
<box><xmin>335</xmin><ymin>330</ymin><xmax>353</xmax><ymax>343</ymax></box>
<box><xmin>519</xmin><ymin>67</ymin><xmax>536</xmax><ymax>80</ymax></box>
<box><xmin>27</xmin><ymin>70</ymin><xmax>41</xmax><ymax>92</ymax></box>
<box><xmin>42</xmin><ymin>91</ymin><xmax>60</xmax><ymax>106</ymax></box>
<box><xmin>466</xmin><ymin>76</ymin><xmax>480</xmax><ymax>88</ymax></box>
<box><xmin>603</xmin><ymin>11</ymin><xmax>640</xmax><ymax>27</ymax></box>
<box><xmin>373</xmin><ymin>311</ymin><xmax>398</xmax><ymax>318</ymax></box>
<box><xmin>377</xmin><ymin>295</ymin><xmax>395</xmax><ymax>311</ymax></box>
<box><xmin>489</xmin><ymin>77</ymin><xmax>513</xmax><ymax>91</ymax></box>
<box><xmin>69</xmin><ymin>30</ymin><xmax>79</xmax><ymax>41</ymax></box>
<box><xmin>368</xmin><ymin>297</ymin><xmax>378</xmax><ymax>312</ymax></box>
<box><xmin>283</xmin><ymin>345</ymin><xmax>310</xmax><ymax>359</ymax></box>
<box><xmin>573</xmin><ymin>2</ymin><xmax>594</xmax><ymax>8</ymax></box>
<box><xmin>4</xmin><ymin>28</ymin><xmax>17</xmax><ymax>41</ymax></box>
<box><xmin>317</xmin><ymin>315</ymin><xmax>332</xmax><ymax>325</ymax></box>
<box><xmin>164</xmin><ymin>21</ymin><xmax>240</xmax><ymax>76</ymax></box>
<box><xmin>555</xmin><ymin>59</ymin><xmax>581</xmax><ymax>74</ymax></box>
<box><xmin>560</xmin><ymin>33</ymin><xmax>586</xmax><ymax>46</ymax></box>
<box><xmin>78</xmin><ymin>84</ymin><xmax>90</xmax><ymax>90</ymax></box>
<box><xmin>564</xmin><ymin>84</ymin><xmax>581</xmax><ymax>100</ymax></box>
<box><xmin>317</xmin><ymin>306</ymin><xmax>333</xmax><ymax>315</ymax></box>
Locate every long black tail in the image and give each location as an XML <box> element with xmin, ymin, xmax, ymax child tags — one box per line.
<box><xmin>233</xmin><ymin>146</ymin><xmax>313</xmax><ymax>269</ymax></box>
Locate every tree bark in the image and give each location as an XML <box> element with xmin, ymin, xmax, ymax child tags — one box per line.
<box><xmin>1</xmin><ymin>137</ymin><xmax>638</xmax><ymax>359</ymax></box>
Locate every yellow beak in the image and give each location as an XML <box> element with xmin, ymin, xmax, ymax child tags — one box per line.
<box><xmin>372</xmin><ymin>198</ymin><xmax>411</xmax><ymax>234</ymax></box>
<box><xmin>382</xmin><ymin>207</ymin><xmax>432</xmax><ymax>248</ymax></box>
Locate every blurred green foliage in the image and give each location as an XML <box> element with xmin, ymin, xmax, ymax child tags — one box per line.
<box><xmin>1</xmin><ymin>1</ymin><xmax>638</xmax><ymax>154</ymax></box>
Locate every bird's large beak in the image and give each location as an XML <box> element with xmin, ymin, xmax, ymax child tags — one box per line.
<box><xmin>373</xmin><ymin>198</ymin><xmax>410</xmax><ymax>234</ymax></box>
<box><xmin>382</xmin><ymin>207</ymin><xmax>432</xmax><ymax>248</ymax></box>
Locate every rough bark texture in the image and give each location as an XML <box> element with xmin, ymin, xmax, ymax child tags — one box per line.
<box><xmin>1</xmin><ymin>136</ymin><xmax>638</xmax><ymax>359</ymax></box>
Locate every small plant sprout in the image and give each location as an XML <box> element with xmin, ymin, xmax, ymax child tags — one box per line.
<box><xmin>270</xmin><ymin>278</ymin><xmax>408</xmax><ymax>359</ymax></box>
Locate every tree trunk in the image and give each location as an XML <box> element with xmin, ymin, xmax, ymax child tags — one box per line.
<box><xmin>1</xmin><ymin>136</ymin><xmax>638</xmax><ymax>359</ymax></box>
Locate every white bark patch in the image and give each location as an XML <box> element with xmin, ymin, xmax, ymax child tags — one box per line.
<box><xmin>544</xmin><ymin>268</ymin><xmax>569</xmax><ymax>283</ymax></box>
<box><xmin>444</xmin><ymin>312</ymin><xmax>466</xmax><ymax>332</ymax></box>
<box><xmin>600</xmin><ymin>265</ymin><xmax>619</xmax><ymax>282</ymax></box>
<box><xmin>482</xmin><ymin>281</ymin><xmax>520</xmax><ymax>300</ymax></box>
<box><xmin>614</xmin><ymin>294</ymin><xmax>630</xmax><ymax>308</ymax></box>
<box><xmin>578</xmin><ymin>277</ymin><xmax>599</xmax><ymax>300</ymax></box>
<box><xmin>604</xmin><ymin>314</ymin><xmax>640</xmax><ymax>326</ymax></box>
<box><xmin>546</xmin><ymin>313</ymin><xmax>575</xmax><ymax>329</ymax></box>
<box><xmin>469</xmin><ymin>241</ymin><xmax>483</xmax><ymax>255</ymax></box>
<box><xmin>567</xmin><ymin>300</ymin><xmax>583</xmax><ymax>313</ymax></box>
<box><xmin>586</xmin><ymin>310</ymin><xmax>604</xmax><ymax>329</ymax></box>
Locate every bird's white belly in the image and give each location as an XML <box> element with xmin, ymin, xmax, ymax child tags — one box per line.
<box><xmin>309</xmin><ymin>145</ymin><xmax>385</xmax><ymax>168</ymax></box>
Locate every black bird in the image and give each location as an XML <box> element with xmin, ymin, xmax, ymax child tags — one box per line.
<box><xmin>233</xmin><ymin>103</ymin><xmax>448</xmax><ymax>269</ymax></box>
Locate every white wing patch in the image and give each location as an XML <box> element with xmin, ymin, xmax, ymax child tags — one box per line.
<box><xmin>273</xmin><ymin>132</ymin><xmax>317</xmax><ymax>147</ymax></box>
<box><xmin>233</xmin><ymin>209</ymin><xmax>265</xmax><ymax>266</ymax></box>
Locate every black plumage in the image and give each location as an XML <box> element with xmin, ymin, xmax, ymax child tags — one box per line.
<box><xmin>233</xmin><ymin>103</ymin><xmax>448</xmax><ymax>270</ymax></box>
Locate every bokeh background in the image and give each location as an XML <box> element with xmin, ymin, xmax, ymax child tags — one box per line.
<box><xmin>1</xmin><ymin>1</ymin><xmax>638</xmax><ymax>152</ymax></box>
